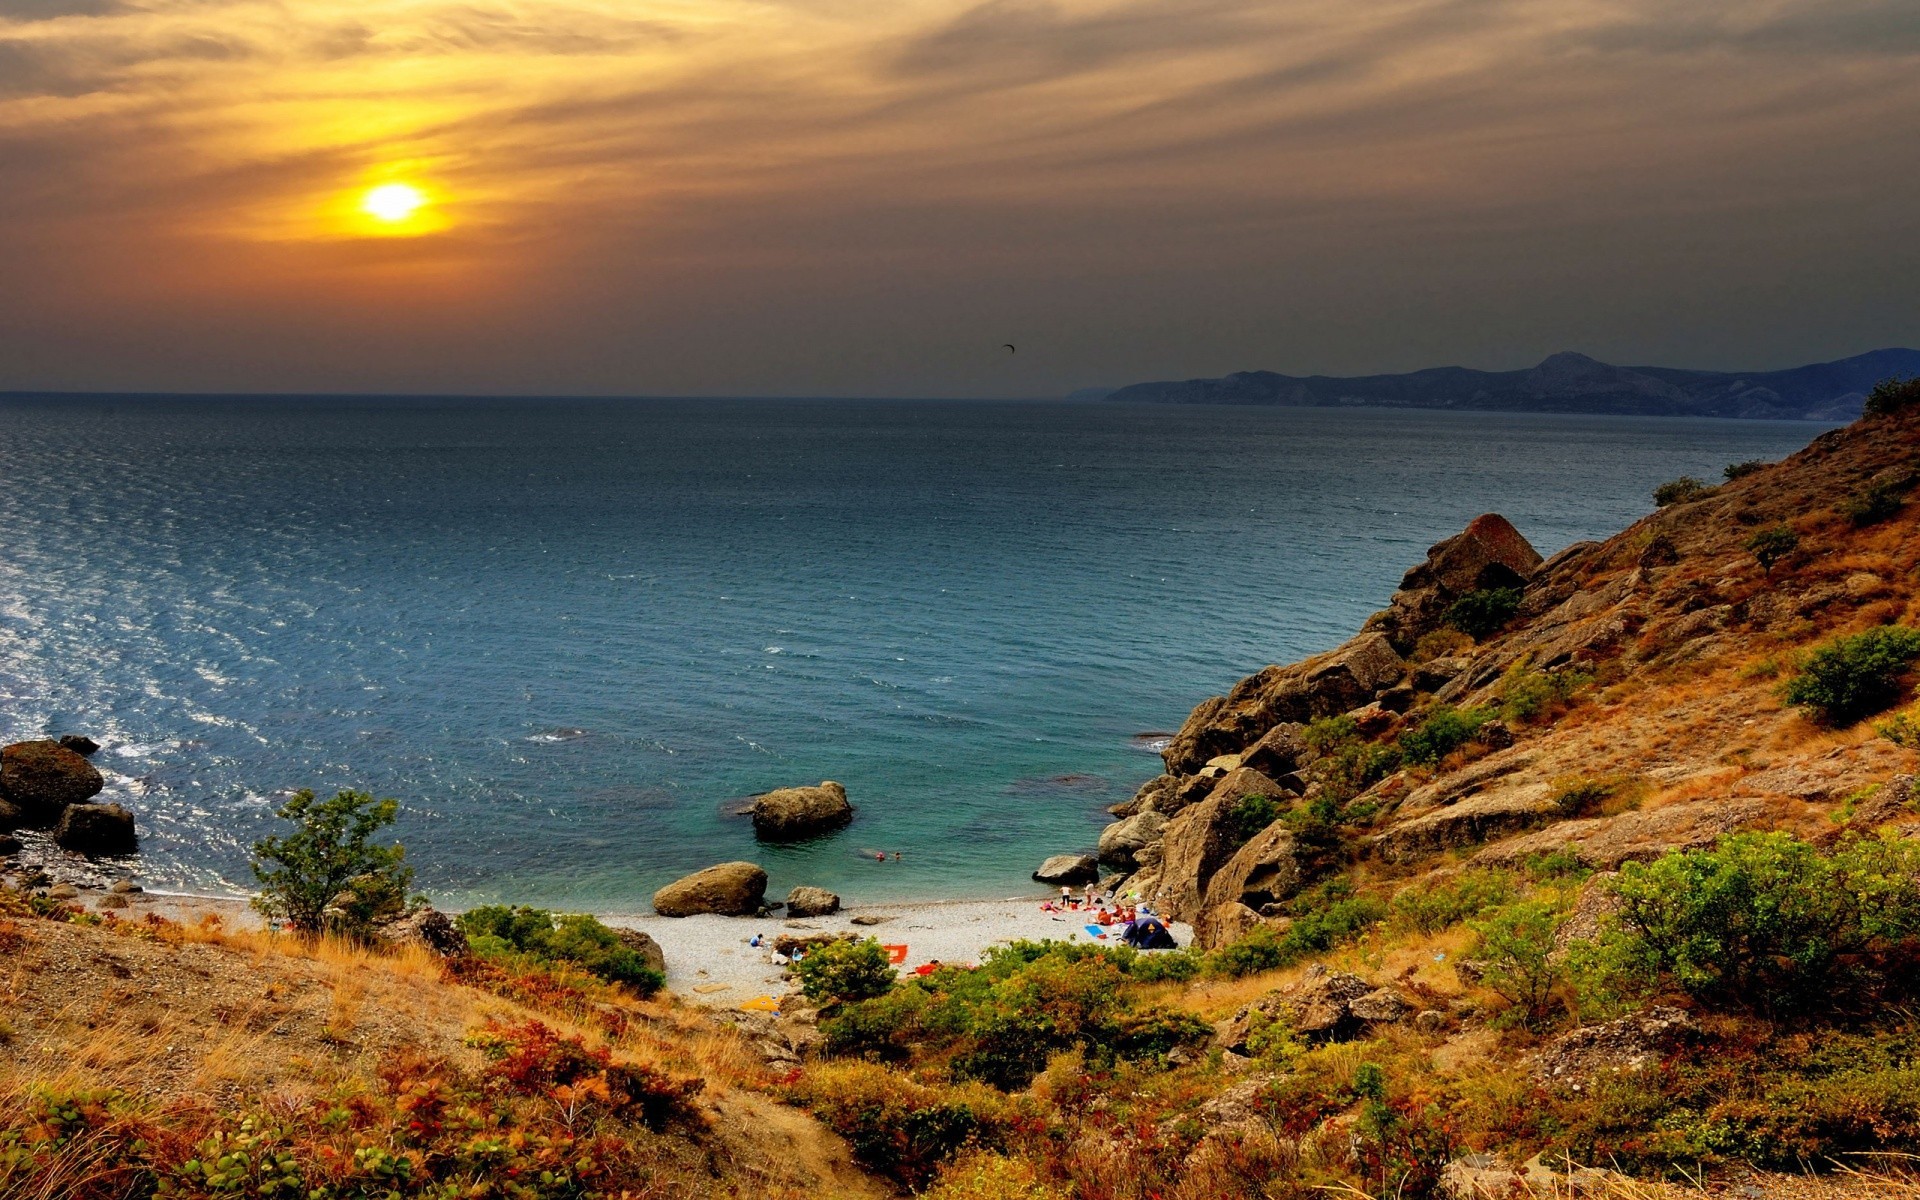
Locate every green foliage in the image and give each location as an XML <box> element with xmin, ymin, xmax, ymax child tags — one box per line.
<box><xmin>1302</xmin><ymin>715</ymin><xmax>1359</xmax><ymax>755</ymax></box>
<box><xmin>1876</xmin><ymin>703</ymin><xmax>1920</xmax><ymax>750</ymax></box>
<box><xmin>1840</xmin><ymin>479</ymin><xmax>1905</xmax><ymax>527</ymax></box>
<box><xmin>793</xmin><ymin>1062</ymin><xmax>1013</xmax><ymax>1187</ymax></box>
<box><xmin>1652</xmin><ymin>476</ymin><xmax>1710</xmax><ymax>507</ymax></box>
<box><xmin>1603</xmin><ymin>832</ymin><xmax>1920</xmax><ymax>1014</ymax></box>
<box><xmin>1207</xmin><ymin>880</ymin><xmax>1387</xmax><ymax>977</ymax></box>
<box><xmin>1397</xmin><ymin>705</ymin><xmax>1493</xmax><ymax>765</ymax></box>
<box><xmin>1781</xmin><ymin>625</ymin><xmax>1920</xmax><ymax>725</ymax></box>
<box><xmin>249</xmin><ymin>789</ymin><xmax>412</xmax><ymax>939</ymax></box>
<box><xmin>456</xmin><ymin>905</ymin><xmax>663</xmax><ymax>996</ymax></box>
<box><xmin>1547</xmin><ymin>773</ymin><xmax>1635</xmax><ymax>818</ymax></box>
<box><xmin>1722</xmin><ymin>459</ymin><xmax>1770</xmax><ymax>481</ymax></box>
<box><xmin>1412</xmin><ymin>628</ymin><xmax>1474</xmax><ymax>663</ymax></box>
<box><xmin>1864</xmin><ymin>375</ymin><xmax>1920</xmax><ymax>418</ymax></box>
<box><xmin>1390</xmin><ymin>869</ymin><xmax>1517</xmax><ymax>936</ymax></box>
<box><xmin>1522</xmin><ymin>847</ymin><xmax>1592</xmax><ymax>883</ymax></box>
<box><xmin>1498</xmin><ymin>662</ymin><xmax>1594</xmax><ymax>725</ymax></box>
<box><xmin>1443</xmin><ymin>587</ymin><xmax>1522</xmax><ymax>640</ymax></box>
<box><xmin>1469</xmin><ymin>900</ymin><xmax>1565</xmax><ymax>1029</ymax></box>
<box><xmin>1743</xmin><ymin>525</ymin><xmax>1799</xmax><ymax>574</ymax></box>
<box><xmin>1222</xmin><ymin>792</ymin><xmax>1280</xmax><ymax>848</ymax></box>
<box><xmin>793</xmin><ymin>937</ymin><xmax>898</xmax><ymax>1006</ymax></box>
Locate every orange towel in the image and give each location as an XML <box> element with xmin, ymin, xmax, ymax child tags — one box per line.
<box><xmin>882</xmin><ymin>943</ymin><xmax>909</xmax><ymax>964</ymax></box>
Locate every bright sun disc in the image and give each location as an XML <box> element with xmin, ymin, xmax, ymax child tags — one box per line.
<box><xmin>361</xmin><ymin>183</ymin><xmax>426</xmax><ymax>223</ymax></box>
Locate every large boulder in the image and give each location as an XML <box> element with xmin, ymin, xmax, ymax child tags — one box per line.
<box><xmin>0</xmin><ymin>798</ymin><xmax>22</xmax><ymax>831</ymax></box>
<box><xmin>1032</xmin><ymin>853</ymin><xmax>1099</xmax><ymax>885</ymax></box>
<box><xmin>1152</xmin><ymin>767</ymin><xmax>1289</xmax><ymax>922</ymax></box>
<box><xmin>1365</xmin><ymin>514</ymin><xmax>1543</xmax><ymax>653</ymax></box>
<box><xmin>1097</xmin><ymin>810</ymin><xmax>1167</xmax><ymax>868</ymax></box>
<box><xmin>615</xmin><ymin>927</ymin><xmax>668</xmax><ymax>974</ymax></box>
<box><xmin>1193</xmin><ymin>901</ymin><xmax>1272</xmax><ymax>951</ymax></box>
<box><xmin>381</xmin><ymin>907</ymin><xmax>469</xmax><ymax>956</ymax></box>
<box><xmin>1</xmin><ymin>740</ymin><xmax>105</xmax><ymax>826</ymax></box>
<box><xmin>750</xmin><ymin>781</ymin><xmax>853</xmax><ymax>841</ymax></box>
<box><xmin>1239</xmin><ymin>722</ymin><xmax>1309</xmax><ymax>780</ymax></box>
<box><xmin>785</xmin><ymin>885</ymin><xmax>841</xmax><ymax>917</ymax></box>
<box><xmin>54</xmin><ymin>802</ymin><xmax>136</xmax><ymax>855</ymax></box>
<box><xmin>1162</xmin><ymin>635</ymin><xmax>1406</xmax><ymax>774</ymax></box>
<box><xmin>652</xmin><ymin>862</ymin><xmax>768</xmax><ymax>917</ymax></box>
<box><xmin>1201</xmin><ymin>821</ymin><xmax>1304</xmax><ymax>915</ymax></box>
<box><xmin>1214</xmin><ymin>967</ymin><xmax>1379</xmax><ymax>1050</ymax></box>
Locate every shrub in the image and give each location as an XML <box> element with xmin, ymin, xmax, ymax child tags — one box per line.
<box><xmin>1222</xmin><ymin>792</ymin><xmax>1280</xmax><ymax>847</ymax></box>
<box><xmin>456</xmin><ymin>905</ymin><xmax>664</xmax><ymax>995</ymax></box>
<box><xmin>1547</xmin><ymin>773</ymin><xmax>1636</xmax><ymax>818</ymax></box>
<box><xmin>1723</xmin><ymin>459</ymin><xmax>1770</xmax><ymax>481</ymax></box>
<box><xmin>1390</xmin><ymin>869</ymin><xmax>1517</xmax><ymax>935</ymax></box>
<box><xmin>1469</xmin><ymin>901</ymin><xmax>1565</xmax><ymax>1029</ymax></box>
<box><xmin>1877</xmin><ymin>704</ymin><xmax>1920</xmax><ymax>750</ymax></box>
<box><xmin>1443</xmin><ymin>588</ymin><xmax>1522</xmax><ymax>640</ymax></box>
<box><xmin>1781</xmin><ymin>625</ymin><xmax>1920</xmax><ymax>724</ymax></box>
<box><xmin>1207</xmin><ymin>883</ymin><xmax>1386</xmax><ymax>976</ymax></box>
<box><xmin>794</xmin><ymin>1062</ymin><xmax>1011</xmax><ymax>1186</ymax></box>
<box><xmin>1864</xmin><ymin>375</ymin><xmax>1920</xmax><ymax>418</ymax></box>
<box><xmin>1498</xmin><ymin>662</ymin><xmax>1594</xmax><ymax>725</ymax></box>
<box><xmin>1840</xmin><ymin>479</ymin><xmax>1905</xmax><ymax>527</ymax></box>
<box><xmin>1743</xmin><ymin>525</ymin><xmax>1799</xmax><ymax>574</ymax></box>
<box><xmin>1653</xmin><ymin>476</ymin><xmax>1710</xmax><ymax>507</ymax></box>
<box><xmin>250</xmin><ymin>789</ymin><xmax>413</xmax><ymax>939</ymax></box>
<box><xmin>923</xmin><ymin>1152</ymin><xmax>1055</xmax><ymax>1200</ymax></box>
<box><xmin>1412</xmin><ymin>628</ymin><xmax>1473</xmax><ymax>662</ymax></box>
<box><xmin>1302</xmin><ymin>714</ymin><xmax>1359</xmax><ymax>755</ymax></box>
<box><xmin>793</xmin><ymin>937</ymin><xmax>897</xmax><ymax>1006</ymax></box>
<box><xmin>1397</xmin><ymin>705</ymin><xmax>1493</xmax><ymax>765</ymax></box>
<box><xmin>1604</xmin><ymin>832</ymin><xmax>1920</xmax><ymax>1014</ymax></box>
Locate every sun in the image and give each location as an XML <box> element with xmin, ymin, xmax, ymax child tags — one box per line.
<box><xmin>360</xmin><ymin>182</ymin><xmax>427</xmax><ymax>223</ymax></box>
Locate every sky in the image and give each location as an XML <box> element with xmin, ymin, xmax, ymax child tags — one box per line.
<box><xmin>1</xmin><ymin>0</ymin><xmax>1916</xmax><ymax>398</ymax></box>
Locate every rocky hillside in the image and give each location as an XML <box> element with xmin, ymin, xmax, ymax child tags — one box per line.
<box><xmin>1098</xmin><ymin>347</ymin><xmax>1920</xmax><ymax>419</ymax></box>
<box><xmin>1105</xmin><ymin>391</ymin><xmax>1920</xmax><ymax>948</ymax></box>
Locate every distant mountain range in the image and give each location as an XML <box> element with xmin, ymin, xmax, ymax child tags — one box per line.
<box><xmin>1086</xmin><ymin>348</ymin><xmax>1920</xmax><ymax>420</ymax></box>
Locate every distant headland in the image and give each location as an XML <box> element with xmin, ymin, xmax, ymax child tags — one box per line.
<box><xmin>1079</xmin><ymin>347</ymin><xmax>1920</xmax><ymax>420</ymax></box>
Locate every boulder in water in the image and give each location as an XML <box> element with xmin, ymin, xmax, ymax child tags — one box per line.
<box><xmin>58</xmin><ymin>735</ymin><xmax>100</xmax><ymax>757</ymax></box>
<box><xmin>55</xmin><ymin>802</ymin><xmax>136</xmax><ymax>855</ymax></box>
<box><xmin>1</xmin><ymin>740</ymin><xmax>105</xmax><ymax>826</ymax></box>
<box><xmin>653</xmin><ymin>862</ymin><xmax>768</xmax><ymax>917</ymax></box>
<box><xmin>750</xmin><ymin>781</ymin><xmax>853</xmax><ymax>841</ymax></box>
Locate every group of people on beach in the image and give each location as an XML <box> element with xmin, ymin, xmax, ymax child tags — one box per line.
<box><xmin>1041</xmin><ymin>883</ymin><xmax>1151</xmax><ymax>927</ymax></box>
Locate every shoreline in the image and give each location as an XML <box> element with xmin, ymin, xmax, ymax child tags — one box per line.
<box><xmin>6</xmin><ymin>873</ymin><xmax>1193</xmax><ymax>1007</ymax></box>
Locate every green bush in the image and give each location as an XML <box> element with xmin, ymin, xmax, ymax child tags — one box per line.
<box><xmin>793</xmin><ymin>937</ymin><xmax>897</xmax><ymax>1006</ymax></box>
<box><xmin>1301</xmin><ymin>714</ymin><xmax>1359</xmax><ymax>755</ymax></box>
<box><xmin>1205</xmin><ymin>882</ymin><xmax>1387</xmax><ymax>977</ymax></box>
<box><xmin>1781</xmin><ymin>625</ymin><xmax>1920</xmax><ymax>724</ymax></box>
<box><xmin>1877</xmin><ymin>704</ymin><xmax>1920</xmax><ymax>750</ymax></box>
<box><xmin>456</xmin><ymin>905</ymin><xmax>664</xmax><ymax>995</ymax></box>
<box><xmin>1469</xmin><ymin>900</ymin><xmax>1565</xmax><ymax>1029</ymax></box>
<box><xmin>1390</xmin><ymin>869</ymin><xmax>1517</xmax><ymax>935</ymax></box>
<box><xmin>1222</xmin><ymin>793</ymin><xmax>1280</xmax><ymax>847</ymax></box>
<box><xmin>1840</xmin><ymin>479</ymin><xmax>1905</xmax><ymax>527</ymax></box>
<box><xmin>1443</xmin><ymin>588</ymin><xmax>1522</xmax><ymax>640</ymax></box>
<box><xmin>1653</xmin><ymin>476</ymin><xmax>1710</xmax><ymax>507</ymax></box>
<box><xmin>1743</xmin><ymin>525</ymin><xmax>1798</xmax><ymax>574</ymax></box>
<box><xmin>1864</xmin><ymin>376</ymin><xmax>1920</xmax><ymax>418</ymax></box>
<box><xmin>794</xmin><ymin>1061</ymin><xmax>1012</xmax><ymax>1186</ymax></box>
<box><xmin>1603</xmin><ymin>832</ymin><xmax>1920</xmax><ymax>1014</ymax></box>
<box><xmin>1498</xmin><ymin>662</ymin><xmax>1594</xmax><ymax>725</ymax></box>
<box><xmin>1397</xmin><ymin>705</ymin><xmax>1493</xmax><ymax>765</ymax></box>
<box><xmin>250</xmin><ymin>789</ymin><xmax>413</xmax><ymax>940</ymax></box>
<box><xmin>1723</xmin><ymin>459</ymin><xmax>1770</xmax><ymax>481</ymax></box>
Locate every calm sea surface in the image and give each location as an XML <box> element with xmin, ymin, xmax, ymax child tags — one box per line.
<box><xmin>0</xmin><ymin>397</ymin><xmax>1826</xmax><ymax>908</ymax></box>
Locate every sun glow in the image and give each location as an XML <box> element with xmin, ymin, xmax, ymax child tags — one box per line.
<box><xmin>361</xmin><ymin>182</ymin><xmax>427</xmax><ymax>223</ymax></box>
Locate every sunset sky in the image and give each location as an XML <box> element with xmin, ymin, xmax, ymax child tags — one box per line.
<box><xmin>2</xmin><ymin>0</ymin><xmax>1916</xmax><ymax>397</ymax></box>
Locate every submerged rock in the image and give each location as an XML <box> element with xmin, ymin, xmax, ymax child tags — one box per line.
<box><xmin>750</xmin><ymin>781</ymin><xmax>853</xmax><ymax>841</ymax></box>
<box><xmin>653</xmin><ymin>862</ymin><xmax>769</xmax><ymax>917</ymax></box>
<box><xmin>1</xmin><ymin>740</ymin><xmax>105</xmax><ymax>826</ymax></box>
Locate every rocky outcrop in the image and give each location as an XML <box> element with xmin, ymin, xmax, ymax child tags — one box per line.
<box><xmin>1472</xmin><ymin>797</ymin><xmax>1772</xmax><ymax>870</ymax></box>
<box><xmin>785</xmin><ymin>886</ymin><xmax>841</xmax><ymax>917</ymax></box>
<box><xmin>1214</xmin><ymin>967</ymin><xmax>1403</xmax><ymax>1049</ymax></box>
<box><xmin>0</xmin><ymin>798</ymin><xmax>22</xmax><ymax>832</ymax></box>
<box><xmin>1200</xmin><ymin>821</ymin><xmax>1302</xmax><ymax>916</ymax></box>
<box><xmin>380</xmin><ymin>907</ymin><xmax>468</xmax><ymax>956</ymax></box>
<box><xmin>54</xmin><ymin>802</ymin><xmax>136</xmax><ymax>855</ymax></box>
<box><xmin>1162</xmin><ymin>634</ymin><xmax>1406</xmax><ymax>774</ymax></box>
<box><xmin>1530</xmin><ymin>1006</ymin><xmax>1697</xmax><ymax>1089</ymax></box>
<box><xmin>1032</xmin><ymin>853</ymin><xmax>1099</xmax><ymax>885</ymax></box>
<box><xmin>652</xmin><ymin>862</ymin><xmax>768</xmax><ymax>917</ymax></box>
<box><xmin>1192</xmin><ymin>901</ymin><xmax>1270</xmax><ymax>951</ymax></box>
<box><xmin>749</xmin><ymin>781</ymin><xmax>852</xmax><ymax>841</ymax></box>
<box><xmin>1364</xmin><ymin>514</ymin><xmax>1544</xmax><ymax>654</ymax></box>
<box><xmin>615</xmin><ymin>927</ymin><xmax>668</xmax><ymax>974</ymax></box>
<box><xmin>1238</xmin><ymin>723</ymin><xmax>1308</xmax><ymax>780</ymax></box>
<box><xmin>1152</xmin><ymin>767</ymin><xmax>1290</xmax><ymax>921</ymax></box>
<box><xmin>1372</xmin><ymin>784</ymin><xmax>1562</xmax><ymax>864</ymax></box>
<box><xmin>1</xmin><ymin>740</ymin><xmax>105</xmax><ymax>826</ymax></box>
<box><xmin>1097</xmin><ymin>810</ymin><xmax>1167</xmax><ymax>868</ymax></box>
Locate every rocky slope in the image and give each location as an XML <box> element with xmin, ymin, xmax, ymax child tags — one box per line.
<box><xmin>1107</xmin><ymin>398</ymin><xmax>1920</xmax><ymax>947</ymax></box>
<box><xmin>1099</xmin><ymin>347</ymin><xmax>1920</xmax><ymax>419</ymax></box>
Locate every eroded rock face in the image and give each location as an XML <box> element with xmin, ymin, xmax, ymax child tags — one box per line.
<box><xmin>1097</xmin><ymin>810</ymin><xmax>1167</xmax><ymax>868</ymax></box>
<box><xmin>1239</xmin><ymin>723</ymin><xmax>1308</xmax><ymax>780</ymax></box>
<box><xmin>1364</xmin><ymin>514</ymin><xmax>1544</xmax><ymax>653</ymax></box>
<box><xmin>1201</xmin><ymin>821</ymin><xmax>1302</xmax><ymax>915</ymax></box>
<box><xmin>1033</xmin><ymin>853</ymin><xmax>1100</xmax><ymax>885</ymax></box>
<box><xmin>652</xmin><ymin>862</ymin><xmax>768</xmax><ymax>917</ymax></box>
<box><xmin>1162</xmin><ymin>635</ymin><xmax>1406</xmax><ymax>775</ymax></box>
<box><xmin>1214</xmin><ymin>967</ymin><xmax>1385</xmax><ymax>1049</ymax></box>
<box><xmin>1152</xmin><ymin>767</ymin><xmax>1290</xmax><ymax>922</ymax></box>
<box><xmin>53</xmin><ymin>802</ymin><xmax>136</xmax><ymax>855</ymax></box>
<box><xmin>381</xmin><ymin>907</ymin><xmax>469</xmax><ymax>956</ymax></box>
<box><xmin>1</xmin><ymin>740</ymin><xmax>105</xmax><ymax>826</ymax></box>
<box><xmin>785</xmin><ymin>885</ymin><xmax>841</xmax><ymax>917</ymax></box>
<box><xmin>1372</xmin><ymin>785</ymin><xmax>1562</xmax><ymax>864</ymax></box>
<box><xmin>750</xmin><ymin>781</ymin><xmax>853</xmax><ymax>841</ymax></box>
<box><xmin>1192</xmin><ymin>901</ymin><xmax>1267</xmax><ymax>951</ymax></box>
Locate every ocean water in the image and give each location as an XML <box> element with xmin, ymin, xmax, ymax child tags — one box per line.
<box><xmin>0</xmin><ymin>396</ymin><xmax>1825</xmax><ymax>909</ymax></box>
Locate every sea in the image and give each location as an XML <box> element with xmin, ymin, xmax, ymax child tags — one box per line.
<box><xmin>0</xmin><ymin>395</ymin><xmax>1828</xmax><ymax>910</ymax></box>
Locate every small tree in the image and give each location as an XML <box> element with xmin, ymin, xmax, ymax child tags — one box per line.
<box><xmin>1744</xmin><ymin>525</ymin><xmax>1798</xmax><ymax>574</ymax></box>
<box><xmin>794</xmin><ymin>937</ymin><xmax>897</xmax><ymax>1006</ymax></box>
<box><xmin>1782</xmin><ymin>626</ymin><xmax>1920</xmax><ymax>725</ymax></box>
<box><xmin>251</xmin><ymin>789</ymin><xmax>412</xmax><ymax>939</ymax></box>
<box><xmin>1723</xmin><ymin>459</ymin><xmax>1770</xmax><ymax>481</ymax></box>
<box><xmin>1443</xmin><ymin>587</ymin><xmax>1522</xmax><ymax>639</ymax></box>
<box><xmin>1652</xmin><ymin>477</ymin><xmax>1710</xmax><ymax>507</ymax></box>
<box><xmin>1468</xmin><ymin>900</ymin><xmax>1565</xmax><ymax>1028</ymax></box>
<box><xmin>1864</xmin><ymin>376</ymin><xmax>1920</xmax><ymax>418</ymax></box>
